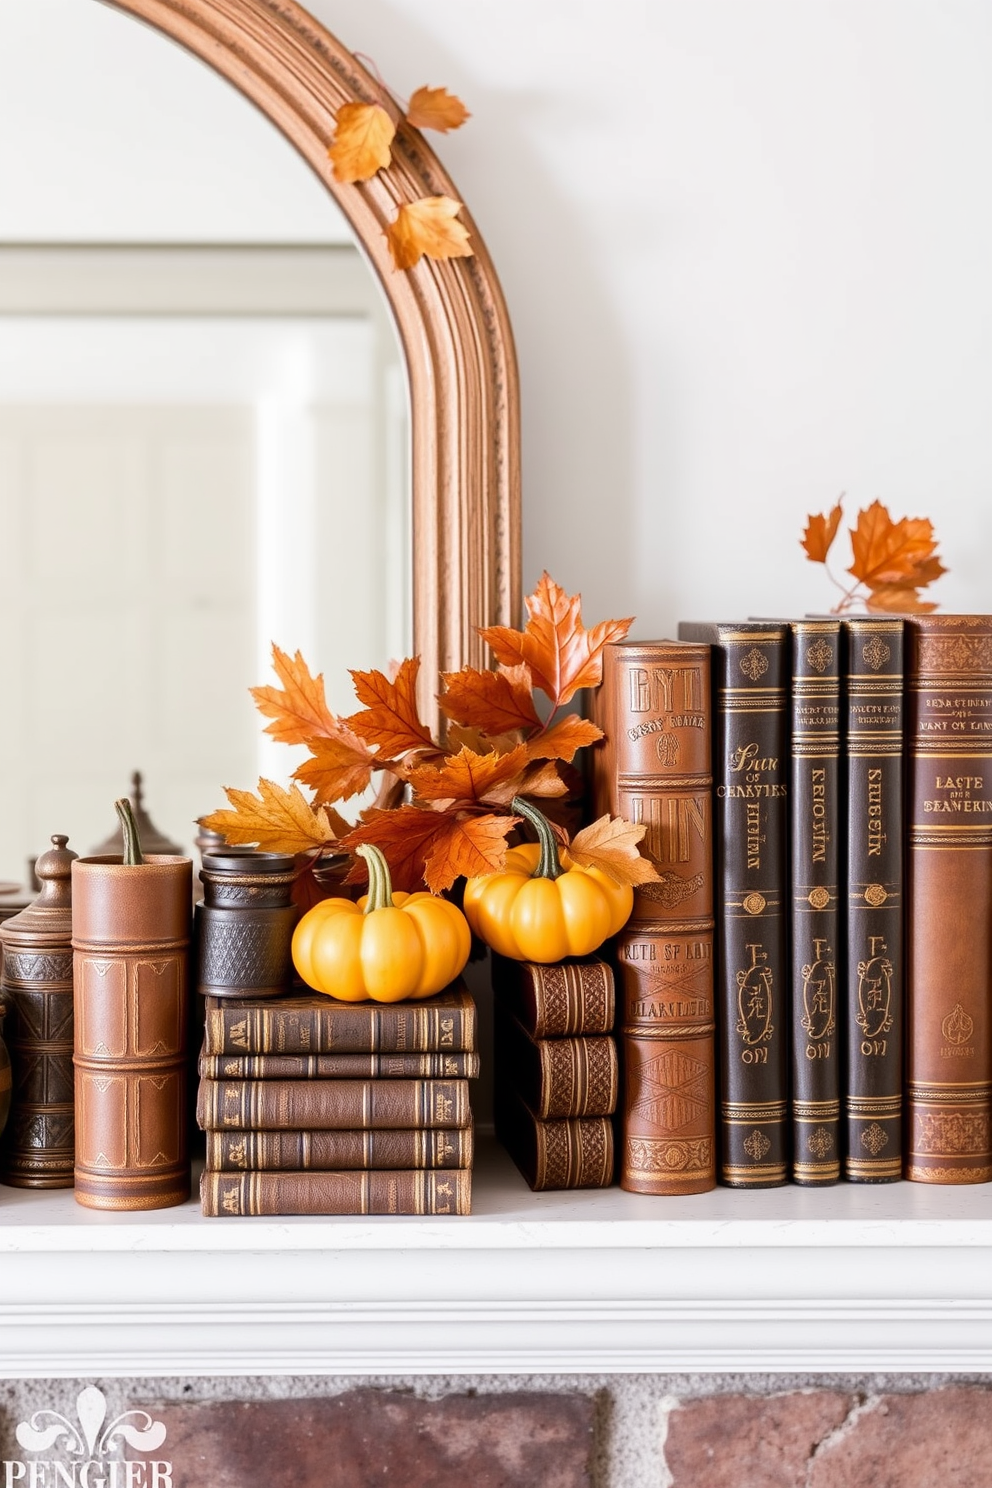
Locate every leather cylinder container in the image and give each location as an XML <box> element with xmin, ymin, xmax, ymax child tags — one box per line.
<box><xmin>71</xmin><ymin>854</ymin><xmax>192</xmax><ymax>1210</ymax></box>
<box><xmin>195</xmin><ymin>852</ymin><xmax>298</xmax><ymax>998</ymax></box>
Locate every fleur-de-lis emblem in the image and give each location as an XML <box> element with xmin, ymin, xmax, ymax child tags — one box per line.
<box><xmin>16</xmin><ymin>1386</ymin><xmax>167</xmax><ymax>1459</ymax></box>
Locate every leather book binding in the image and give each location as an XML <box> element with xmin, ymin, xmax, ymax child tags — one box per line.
<box><xmin>202</xmin><ymin>983</ymin><xmax>476</xmax><ymax>1056</ymax></box>
<box><xmin>591</xmin><ymin>639</ymin><xmax>716</xmax><ymax>1195</ymax></box>
<box><xmin>906</xmin><ymin>615</ymin><xmax>992</xmax><ymax>1184</ymax></box>
<box><xmin>495</xmin><ymin>1090</ymin><xmax>614</xmax><ymax>1190</ymax></box>
<box><xmin>199</xmin><ymin>1049</ymin><xmax>480</xmax><ymax>1081</ymax></box>
<box><xmin>196</xmin><ymin>1077</ymin><xmax>470</xmax><ymax>1131</ymax></box>
<box><xmin>206</xmin><ymin>1124</ymin><xmax>474</xmax><ymax>1171</ymax></box>
<box><xmin>788</xmin><ymin>619</ymin><xmax>842</xmax><ymax>1185</ymax></box>
<box><xmin>490</xmin><ymin>954</ymin><xmax>614</xmax><ymax>1037</ymax></box>
<box><xmin>678</xmin><ymin>623</ymin><xmax>789</xmax><ymax>1187</ymax></box>
<box><xmin>201</xmin><ymin>1166</ymin><xmax>472</xmax><ymax>1216</ymax></box>
<box><xmin>72</xmin><ymin>854</ymin><xmax>192</xmax><ymax>1210</ymax></box>
<box><xmin>843</xmin><ymin>617</ymin><xmax>904</xmax><ymax>1181</ymax></box>
<box><xmin>494</xmin><ymin>1008</ymin><xmax>618</xmax><ymax>1119</ymax></box>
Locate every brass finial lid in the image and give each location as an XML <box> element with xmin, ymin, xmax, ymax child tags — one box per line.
<box><xmin>0</xmin><ymin>834</ymin><xmax>77</xmax><ymax>948</ymax></box>
<box><xmin>91</xmin><ymin>772</ymin><xmax>184</xmax><ymax>858</ymax></box>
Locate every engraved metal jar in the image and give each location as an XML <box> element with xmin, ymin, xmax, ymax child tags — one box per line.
<box><xmin>195</xmin><ymin>852</ymin><xmax>298</xmax><ymax>999</ymax></box>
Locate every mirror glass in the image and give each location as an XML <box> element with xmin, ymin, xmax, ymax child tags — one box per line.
<box><xmin>0</xmin><ymin>0</ymin><xmax>410</xmax><ymax>880</ymax></box>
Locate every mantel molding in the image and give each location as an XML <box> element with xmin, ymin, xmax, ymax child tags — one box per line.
<box><xmin>103</xmin><ymin>0</ymin><xmax>522</xmax><ymax>715</ymax></box>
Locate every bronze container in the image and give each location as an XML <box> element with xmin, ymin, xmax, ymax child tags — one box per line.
<box><xmin>195</xmin><ymin>852</ymin><xmax>298</xmax><ymax>999</ymax></box>
<box><xmin>71</xmin><ymin>853</ymin><xmax>192</xmax><ymax>1211</ymax></box>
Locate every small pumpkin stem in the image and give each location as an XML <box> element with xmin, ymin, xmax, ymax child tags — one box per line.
<box><xmin>114</xmin><ymin>797</ymin><xmax>144</xmax><ymax>867</ymax></box>
<box><xmin>356</xmin><ymin>844</ymin><xmax>395</xmax><ymax>913</ymax></box>
<box><xmin>511</xmin><ymin>796</ymin><xmax>563</xmax><ymax>881</ymax></box>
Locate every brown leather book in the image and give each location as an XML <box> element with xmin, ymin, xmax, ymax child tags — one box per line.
<box><xmin>494</xmin><ymin>1008</ymin><xmax>617</xmax><ymax>1119</ymax></box>
<box><xmin>201</xmin><ymin>1167</ymin><xmax>472</xmax><ymax>1216</ymax></box>
<box><xmin>843</xmin><ymin>617</ymin><xmax>904</xmax><ymax>1182</ymax></box>
<box><xmin>490</xmin><ymin>954</ymin><xmax>614</xmax><ymax>1037</ymax></box>
<box><xmin>678</xmin><ymin>623</ymin><xmax>789</xmax><ymax>1187</ymax></box>
<box><xmin>495</xmin><ymin>1091</ymin><xmax>614</xmax><ymax>1190</ymax></box>
<box><xmin>906</xmin><ymin>615</ymin><xmax>992</xmax><ymax>1184</ymax></box>
<box><xmin>206</xmin><ymin>1125</ymin><xmax>474</xmax><ymax>1171</ymax></box>
<box><xmin>202</xmin><ymin>983</ymin><xmax>476</xmax><ymax>1056</ymax></box>
<box><xmin>787</xmin><ymin>619</ymin><xmax>842</xmax><ymax>1185</ymax></box>
<box><xmin>196</xmin><ymin>1077</ymin><xmax>471</xmax><ymax>1131</ymax></box>
<box><xmin>590</xmin><ymin>639</ymin><xmax>716</xmax><ymax>1195</ymax></box>
<box><xmin>198</xmin><ymin>1049</ymin><xmax>480</xmax><ymax>1080</ymax></box>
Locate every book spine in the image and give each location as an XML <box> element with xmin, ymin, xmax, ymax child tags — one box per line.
<box><xmin>490</xmin><ymin>954</ymin><xmax>615</xmax><ymax>1037</ymax></box>
<box><xmin>843</xmin><ymin>617</ymin><xmax>904</xmax><ymax>1182</ymax></box>
<box><xmin>789</xmin><ymin>621</ymin><xmax>842</xmax><ymax>1185</ymax></box>
<box><xmin>592</xmin><ymin>640</ymin><xmax>716</xmax><ymax>1194</ymax></box>
<box><xmin>203</xmin><ymin>990</ymin><xmax>476</xmax><ymax>1056</ymax></box>
<box><xmin>494</xmin><ymin>1011</ymin><xmax>618</xmax><ymax>1119</ymax></box>
<box><xmin>198</xmin><ymin>1051</ymin><xmax>480</xmax><ymax>1081</ymax></box>
<box><xmin>201</xmin><ymin>1167</ymin><xmax>472</xmax><ymax>1216</ymax></box>
<box><xmin>206</xmin><ymin>1125</ymin><xmax>473</xmax><ymax>1171</ymax></box>
<box><xmin>196</xmin><ymin>1078</ymin><xmax>470</xmax><ymax>1131</ymax></box>
<box><xmin>906</xmin><ymin>616</ymin><xmax>992</xmax><ymax>1184</ymax></box>
<box><xmin>495</xmin><ymin>1093</ymin><xmax>614</xmax><ymax>1190</ymax></box>
<box><xmin>678</xmin><ymin>623</ymin><xmax>789</xmax><ymax>1187</ymax></box>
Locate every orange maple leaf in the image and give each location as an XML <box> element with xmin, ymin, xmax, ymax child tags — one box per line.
<box><xmin>342</xmin><ymin>805</ymin><xmax>514</xmax><ymax>893</ymax></box>
<box><xmin>567</xmin><ymin>815</ymin><xmax>661</xmax><ymax>887</ymax></box>
<box><xmin>406</xmin><ymin>86</ymin><xmax>471</xmax><ymax>133</ymax></box>
<box><xmin>407</xmin><ymin>744</ymin><xmax>530</xmax><ymax>806</ymax></box>
<box><xmin>292</xmin><ymin>727</ymin><xmax>377</xmax><ymax>804</ymax></box>
<box><xmin>865</xmin><ymin>586</ymin><xmax>938</xmax><ymax>614</ymax></box>
<box><xmin>439</xmin><ymin>664</ymin><xmax>541</xmax><ymax>733</ymax></box>
<box><xmin>200</xmin><ymin>779</ymin><xmax>339</xmax><ymax>855</ymax></box>
<box><xmin>801</xmin><ymin>502</ymin><xmax>843</xmax><ymax>563</ymax></box>
<box><xmin>848</xmin><ymin>502</ymin><xmax>942</xmax><ymax>590</ymax></box>
<box><xmin>385</xmin><ymin>196</ymin><xmax>473</xmax><ymax>271</ymax></box>
<box><xmin>527</xmin><ymin>714</ymin><xmax>603</xmax><ymax>764</ymax></box>
<box><xmin>481</xmin><ymin>759</ymin><xmax>567</xmax><ymax>807</ymax></box>
<box><xmin>346</xmin><ymin>656</ymin><xmax>435</xmax><ymax>759</ymax></box>
<box><xmin>422</xmin><ymin>813</ymin><xmax>516</xmax><ymax>893</ymax></box>
<box><xmin>327</xmin><ymin>101</ymin><xmax>395</xmax><ymax>183</ymax></box>
<box><xmin>481</xmin><ymin>573</ymin><xmax>633</xmax><ymax>709</ymax></box>
<box><xmin>250</xmin><ymin>644</ymin><xmax>338</xmax><ymax>746</ymax></box>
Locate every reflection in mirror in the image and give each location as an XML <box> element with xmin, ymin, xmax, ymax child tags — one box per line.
<box><xmin>0</xmin><ymin>5</ymin><xmax>410</xmax><ymax>881</ymax></box>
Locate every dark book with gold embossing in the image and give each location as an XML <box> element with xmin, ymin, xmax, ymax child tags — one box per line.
<box><xmin>678</xmin><ymin>622</ymin><xmax>789</xmax><ymax>1187</ymax></box>
<box><xmin>201</xmin><ymin>1167</ymin><xmax>472</xmax><ymax>1216</ymax></box>
<box><xmin>843</xmin><ymin>617</ymin><xmax>904</xmax><ymax>1182</ymax></box>
<box><xmin>905</xmin><ymin>615</ymin><xmax>992</xmax><ymax>1184</ymax></box>
<box><xmin>206</xmin><ymin>1124</ymin><xmax>473</xmax><ymax>1171</ymax></box>
<box><xmin>591</xmin><ymin>639</ymin><xmax>716</xmax><ymax>1195</ymax></box>
<box><xmin>491</xmin><ymin>954</ymin><xmax>614</xmax><ymax>1038</ymax></box>
<box><xmin>786</xmin><ymin>619</ymin><xmax>842</xmax><ymax>1185</ymax></box>
<box><xmin>495</xmin><ymin>1090</ymin><xmax>614</xmax><ymax>1191</ymax></box>
<box><xmin>494</xmin><ymin>1007</ymin><xmax>618</xmax><ymax>1119</ymax></box>
<box><xmin>202</xmin><ymin>983</ymin><xmax>476</xmax><ymax>1056</ymax></box>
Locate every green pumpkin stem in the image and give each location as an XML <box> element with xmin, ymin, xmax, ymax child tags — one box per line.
<box><xmin>511</xmin><ymin>796</ymin><xmax>563</xmax><ymax>881</ymax></box>
<box><xmin>356</xmin><ymin>843</ymin><xmax>395</xmax><ymax>912</ymax></box>
<box><xmin>114</xmin><ymin>797</ymin><xmax>144</xmax><ymax>867</ymax></box>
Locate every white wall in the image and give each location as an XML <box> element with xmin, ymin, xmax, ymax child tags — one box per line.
<box><xmin>6</xmin><ymin>0</ymin><xmax>992</xmax><ymax>634</ymax></box>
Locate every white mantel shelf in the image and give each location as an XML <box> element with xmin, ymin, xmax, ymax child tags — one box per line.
<box><xmin>2</xmin><ymin>1142</ymin><xmax>992</xmax><ymax>1377</ymax></box>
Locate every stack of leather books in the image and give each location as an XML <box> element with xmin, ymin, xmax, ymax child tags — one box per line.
<box><xmin>493</xmin><ymin>954</ymin><xmax>617</xmax><ymax>1189</ymax></box>
<box><xmin>196</xmin><ymin>980</ymin><xmax>478</xmax><ymax>1215</ymax></box>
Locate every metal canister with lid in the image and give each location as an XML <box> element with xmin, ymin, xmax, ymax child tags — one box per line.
<box><xmin>195</xmin><ymin>852</ymin><xmax>299</xmax><ymax>998</ymax></box>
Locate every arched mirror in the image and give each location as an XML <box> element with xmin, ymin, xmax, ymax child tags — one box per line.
<box><xmin>0</xmin><ymin>0</ymin><xmax>519</xmax><ymax>880</ymax></box>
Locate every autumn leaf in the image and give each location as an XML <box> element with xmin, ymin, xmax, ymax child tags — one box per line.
<box><xmin>567</xmin><ymin>815</ymin><xmax>661</xmax><ymax>887</ymax></box>
<box><xmin>250</xmin><ymin>644</ymin><xmax>338</xmax><ymax>746</ymax></box>
<box><xmin>481</xmin><ymin>759</ymin><xmax>567</xmax><ymax>807</ymax></box>
<box><xmin>406</xmin><ymin>86</ymin><xmax>471</xmax><ymax>133</ymax></box>
<box><xmin>346</xmin><ymin>656</ymin><xmax>435</xmax><ymax>759</ymax></box>
<box><xmin>801</xmin><ymin>501</ymin><xmax>843</xmax><ymax>563</ymax></box>
<box><xmin>848</xmin><ymin>501</ymin><xmax>942</xmax><ymax>591</ymax></box>
<box><xmin>201</xmin><ymin>779</ymin><xmax>340</xmax><ymax>855</ymax></box>
<box><xmin>481</xmin><ymin>572</ymin><xmax>633</xmax><ymax>709</ymax></box>
<box><xmin>865</xmin><ymin>585</ymin><xmax>938</xmax><ymax>614</ymax></box>
<box><xmin>293</xmin><ymin>727</ymin><xmax>377</xmax><ymax>804</ymax></box>
<box><xmin>439</xmin><ymin>663</ymin><xmax>541</xmax><ymax>733</ymax></box>
<box><xmin>328</xmin><ymin>101</ymin><xmax>396</xmax><ymax>183</ymax></box>
<box><xmin>407</xmin><ymin>744</ymin><xmax>530</xmax><ymax>806</ymax></box>
<box><xmin>385</xmin><ymin>196</ymin><xmax>473</xmax><ymax>271</ymax></box>
<box><xmin>445</xmin><ymin>724</ymin><xmax>522</xmax><ymax>757</ymax></box>
<box><xmin>342</xmin><ymin>805</ymin><xmax>515</xmax><ymax>893</ymax></box>
<box><xmin>422</xmin><ymin>812</ymin><xmax>517</xmax><ymax>893</ymax></box>
<box><xmin>527</xmin><ymin>714</ymin><xmax>603</xmax><ymax>764</ymax></box>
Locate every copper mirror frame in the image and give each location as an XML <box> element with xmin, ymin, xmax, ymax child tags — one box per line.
<box><xmin>105</xmin><ymin>0</ymin><xmax>521</xmax><ymax>720</ymax></box>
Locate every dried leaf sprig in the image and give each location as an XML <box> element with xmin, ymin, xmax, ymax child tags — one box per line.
<box><xmin>327</xmin><ymin>68</ymin><xmax>473</xmax><ymax>272</ymax></box>
<box><xmin>202</xmin><ymin>574</ymin><xmax>657</xmax><ymax>901</ymax></box>
<box><xmin>801</xmin><ymin>496</ymin><xmax>946</xmax><ymax>614</ymax></box>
